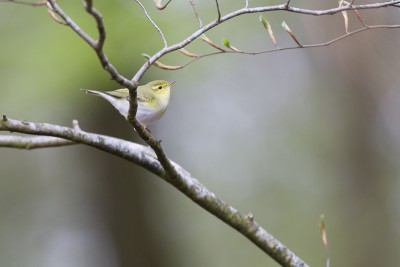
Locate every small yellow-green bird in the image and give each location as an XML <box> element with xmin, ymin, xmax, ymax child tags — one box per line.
<box><xmin>82</xmin><ymin>80</ymin><xmax>174</xmax><ymax>126</ymax></box>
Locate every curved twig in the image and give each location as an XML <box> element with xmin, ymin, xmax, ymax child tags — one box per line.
<box><xmin>135</xmin><ymin>0</ymin><xmax>167</xmax><ymax>48</ymax></box>
<box><xmin>190</xmin><ymin>0</ymin><xmax>202</xmax><ymax>28</ymax></box>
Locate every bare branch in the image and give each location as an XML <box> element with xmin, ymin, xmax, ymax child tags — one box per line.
<box><xmin>135</xmin><ymin>0</ymin><xmax>167</xmax><ymax>48</ymax></box>
<box><xmin>46</xmin><ymin>0</ymin><xmax>134</xmax><ymax>89</ymax></box>
<box><xmin>10</xmin><ymin>2</ymin><xmax>181</xmax><ymax>197</ymax></box>
<box><xmin>190</xmin><ymin>0</ymin><xmax>202</xmax><ymax>28</ymax></box>
<box><xmin>42</xmin><ymin>0</ymin><xmax>182</xmax><ymax>218</ymax></box>
<box><xmin>0</xmin><ymin>116</ymin><xmax>309</xmax><ymax>267</ymax></box>
<box><xmin>215</xmin><ymin>0</ymin><xmax>221</xmax><ymax>21</ymax></box>
<box><xmin>0</xmin><ymin>118</ymin><xmax>81</xmax><ymax>149</ymax></box>
<box><xmin>0</xmin><ymin>135</ymin><xmax>75</xmax><ymax>149</ymax></box>
<box><xmin>0</xmin><ymin>0</ymin><xmax>46</xmax><ymax>6</ymax></box>
<box><xmin>132</xmin><ymin>0</ymin><xmax>400</xmax><ymax>81</ymax></box>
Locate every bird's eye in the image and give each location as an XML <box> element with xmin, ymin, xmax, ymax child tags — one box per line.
<box><xmin>158</xmin><ymin>85</ymin><xmax>163</xmax><ymax>90</ymax></box>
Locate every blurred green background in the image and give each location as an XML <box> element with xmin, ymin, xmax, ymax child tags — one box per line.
<box><xmin>1</xmin><ymin>1</ymin><xmax>400</xmax><ymax>266</ymax></box>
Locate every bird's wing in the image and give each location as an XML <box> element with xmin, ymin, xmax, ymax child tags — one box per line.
<box><xmin>137</xmin><ymin>86</ymin><xmax>155</xmax><ymax>103</ymax></box>
<box><xmin>104</xmin><ymin>88</ymin><xmax>129</xmax><ymax>99</ymax></box>
<box><xmin>105</xmin><ymin>88</ymin><xmax>155</xmax><ymax>103</ymax></box>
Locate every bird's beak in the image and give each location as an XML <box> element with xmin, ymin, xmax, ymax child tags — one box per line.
<box><xmin>169</xmin><ymin>80</ymin><xmax>176</xmax><ymax>86</ymax></box>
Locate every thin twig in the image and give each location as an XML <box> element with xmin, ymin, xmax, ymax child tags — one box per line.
<box><xmin>168</xmin><ymin>24</ymin><xmax>400</xmax><ymax>70</ymax></box>
<box><xmin>353</xmin><ymin>9</ymin><xmax>368</xmax><ymax>27</ymax></box>
<box><xmin>132</xmin><ymin>0</ymin><xmax>400</xmax><ymax>81</ymax></box>
<box><xmin>190</xmin><ymin>0</ymin><xmax>202</xmax><ymax>28</ymax></box>
<box><xmin>0</xmin><ymin>0</ymin><xmax>46</xmax><ymax>6</ymax></box>
<box><xmin>83</xmin><ymin>0</ymin><xmax>105</xmax><ymax>50</ymax></box>
<box><xmin>215</xmin><ymin>0</ymin><xmax>221</xmax><ymax>21</ymax></box>
<box><xmin>135</xmin><ymin>0</ymin><xmax>167</xmax><ymax>48</ymax></box>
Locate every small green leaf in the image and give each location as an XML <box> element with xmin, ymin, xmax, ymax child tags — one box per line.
<box><xmin>223</xmin><ymin>37</ymin><xmax>231</xmax><ymax>48</ymax></box>
<box><xmin>259</xmin><ymin>15</ymin><xmax>268</xmax><ymax>29</ymax></box>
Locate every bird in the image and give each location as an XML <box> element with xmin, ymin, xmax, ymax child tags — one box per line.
<box><xmin>82</xmin><ymin>80</ymin><xmax>174</xmax><ymax>126</ymax></box>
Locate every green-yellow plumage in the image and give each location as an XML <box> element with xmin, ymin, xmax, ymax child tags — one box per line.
<box><xmin>82</xmin><ymin>80</ymin><xmax>174</xmax><ymax>126</ymax></box>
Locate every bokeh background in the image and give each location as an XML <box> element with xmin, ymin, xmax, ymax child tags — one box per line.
<box><xmin>1</xmin><ymin>1</ymin><xmax>400</xmax><ymax>266</ymax></box>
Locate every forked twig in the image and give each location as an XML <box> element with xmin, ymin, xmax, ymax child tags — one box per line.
<box><xmin>132</xmin><ymin>0</ymin><xmax>400</xmax><ymax>81</ymax></box>
<box><xmin>46</xmin><ymin>0</ymin><xmax>133</xmax><ymax>88</ymax></box>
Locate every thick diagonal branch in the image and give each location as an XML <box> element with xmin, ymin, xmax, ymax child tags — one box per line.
<box><xmin>0</xmin><ymin>116</ymin><xmax>309</xmax><ymax>267</ymax></box>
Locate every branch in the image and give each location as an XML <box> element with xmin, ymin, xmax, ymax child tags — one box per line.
<box><xmin>0</xmin><ymin>116</ymin><xmax>309</xmax><ymax>267</ymax></box>
<box><xmin>4</xmin><ymin>1</ymin><xmax>400</xmax><ymax>266</ymax></box>
<box><xmin>215</xmin><ymin>0</ymin><xmax>221</xmax><ymax>22</ymax></box>
<box><xmin>0</xmin><ymin>0</ymin><xmax>46</xmax><ymax>6</ymax></box>
<box><xmin>132</xmin><ymin>0</ymin><xmax>400</xmax><ymax>81</ymax></box>
<box><xmin>43</xmin><ymin>0</ymin><xmax>186</xmax><ymax>225</ymax></box>
<box><xmin>0</xmin><ymin>135</ymin><xmax>75</xmax><ymax>149</ymax></box>
<box><xmin>152</xmin><ymin>23</ymin><xmax>400</xmax><ymax>70</ymax></box>
<box><xmin>46</xmin><ymin>0</ymin><xmax>135</xmax><ymax>89</ymax></box>
<box><xmin>135</xmin><ymin>0</ymin><xmax>167</xmax><ymax>48</ymax></box>
<box><xmin>190</xmin><ymin>0</ymin><xmax>202</xmax><ymax>28</ymax></box>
